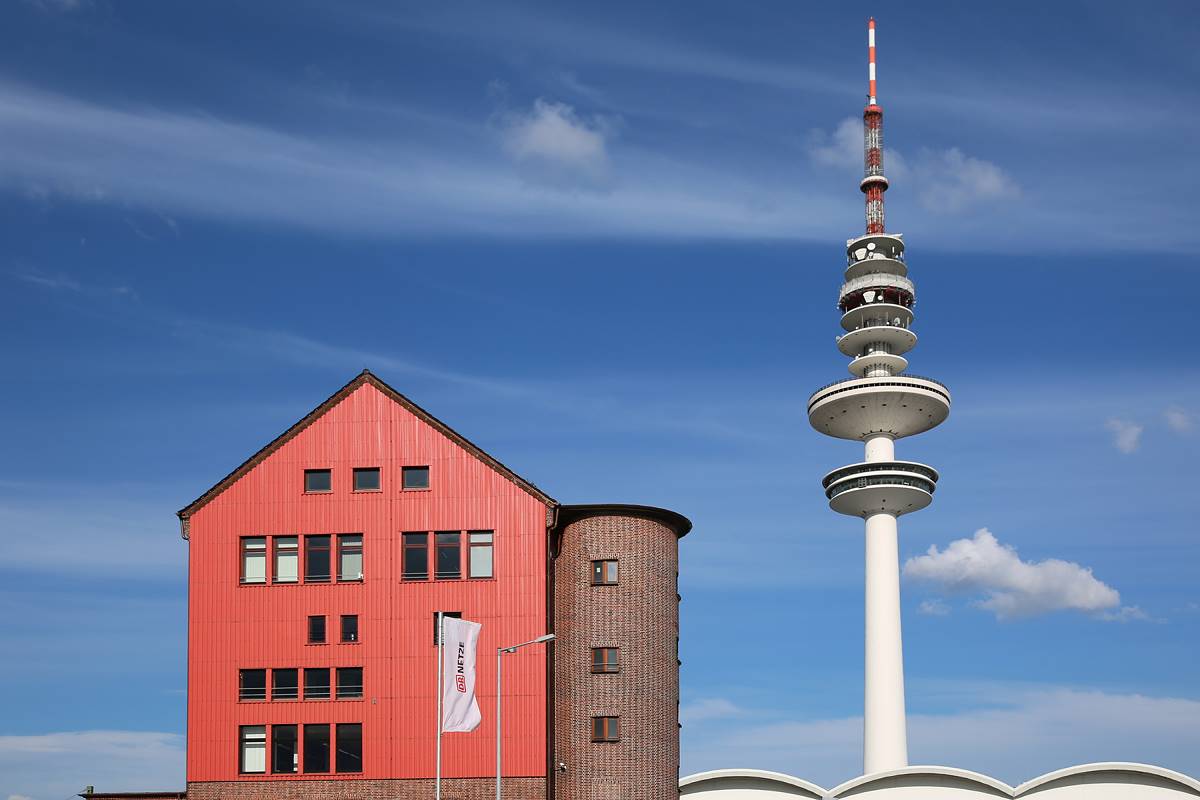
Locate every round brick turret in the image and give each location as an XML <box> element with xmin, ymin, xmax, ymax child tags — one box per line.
<box><xmin>551</xmin><ymin>504</ymin><xmax>691</xmax><ymax>800</ymax></box>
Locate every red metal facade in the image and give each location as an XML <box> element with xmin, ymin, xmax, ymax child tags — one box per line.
<box><xmin>185</xmin><ymin>381</ymin><xmax>551</xmax><ymax>784</ymax></box>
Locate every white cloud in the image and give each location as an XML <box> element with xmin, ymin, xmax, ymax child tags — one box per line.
<box><xmin>0</xmin><ymin>730</ymin><xmax>183</xmax><ymax>800</ymax></box>
<box><xmin>681</xmin><ymin>686</ymin><xmax>1200</xmax><ymax>788</ymax></box>
<box><xmin>1105</xmin><ymin>417</ymin><xmax>1144</xmax><ymax>453</ymax></box>
<box><xmin>902</xmin><ymin>528</ymin><xmax>1131</xmax><ymax>621</ymax></box>
<box><xmin>1165</xmin><ymin>406</ymin><xmax>1194</xmax><ymax>434</ymax></box>
<box><xmin>499</xmin><ymin>99</ymin><xmax>613</xmax><ymax>187</ymax></box>
<box><xmin>918</xmin><ymin>598</ymin><xmax>951</xmax><ymax>616</ymax></box>
<box><xmin>806</xmin><ymin>118</ymin><xmax>861</xmax><ymax>168</ymax></box>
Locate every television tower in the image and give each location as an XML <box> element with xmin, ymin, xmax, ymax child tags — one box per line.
<box><xmin>807</xmin><ymin>18</ymin><xmax>951</xmax><ymax>775</ymax></box>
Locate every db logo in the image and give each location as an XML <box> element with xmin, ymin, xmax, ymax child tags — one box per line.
<box><xmin>455</xmin><ymin>675</ymin><xmax>466</xmax><ymax>693</ymax></box>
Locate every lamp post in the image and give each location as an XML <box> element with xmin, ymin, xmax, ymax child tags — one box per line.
<box><xmin>497</xmin><ymin>633</ymin><xmax>555</xmax><ymax>800</ymax></box>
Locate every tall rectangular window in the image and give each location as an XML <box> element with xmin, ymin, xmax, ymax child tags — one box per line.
<box><xmin>402</xmin><ymin>465</ymin><xmax>429</xmax><ymax>489</ymax></box>
<box><xmin>591</xmin><ymin>716</ymin><xmax>619</xmax><ymax>742</ymax></box>
<box><xmin>274</xmin><ymin>537</ymin><xmax>298</xmax><ymax>584</ymax></box>
<box><xmin>433</xmin><ymin>611</ymin><xmax>462</xmax><ymax>645</ymax></box>
<box><xmin>303</xmin><ymin>724</ymin><xmax>330</xmax><ymax>773</ymax></box>
<box><xmin>304</xmin><ymin>668</ymin><xmax>331</xmax><ymax>699</ymax></box>
<box><xmin>241</xmin><ymin>537</ymin><xmax>267</xmax><ymax>584</ymax></box>
<box><xmin>335</xmin><ymin>723</ymin><xmax>362</xmax><ymax>773</ymax></box>
<box><xmin>308</xmin><ymin>615</ymin><xmax>326</xmax><ymax>644</ymax></box>
<box><xmin>352</xmin><ymin>467</ymin><xmax>380</xmax><ymax>491</ymax></box>
<box><xmin>272</xmin><ymin>668</ymin><xmax>298</xmax><ymax>700</ymax></box>
<box><xmin>591</xmin><ymin>648</ymin><xmax>620</xmax><ymax>674</ymax></box>
<box><xmin>592</xmin><ymin>559</ymin><xmax>618</xmax><ymax>585</ymax></box>
<box><xmin>341</xmin><ymin>615</ymin><xmax>359</xmax><ymax>643</ymax></box>
<box><xmin>272</xmin><ymin>724</ymin><xmax>298</xmax><ymax>774</ymax></box>
<box><xmin>336</xmin><ymin>667</ymin><xmax>363</xmax><ymax>699</ymax></box>
<box><xmin>403</xmin><ymin>532</ymin><xmax>428</xmax><ymax>580</ymax></box>
<box><xmin>338</xmin><ymin>534</ymin><xmax>363</xmax><ymax>581</ymax></box>
<box><xmin>305</xmin><ymin>535</ymin><xmax>331</xmax><ymax>582</ymax></box>
<box><xmin>468</xmin><ymin>531</ymin><xmax>493</xmax><ymax>579</ymax></box>
<box><xmin>239</xmin><ymin>668</ymin><xmax>267</xmax><ymax>700</ymax></box>
<box><xmin>239</xmin><ymin>725</ymin><xmax>266</xmax><ymax>773</ymax></box>
<box><xmin>304</xmin><ymin>469</ymin><xmax>332</xmax><ymax>493</ymax></box>
<box><xmin>435</xmin><ymin>532</ymin><xmax>461</xmax><ymax>580</ymax></box>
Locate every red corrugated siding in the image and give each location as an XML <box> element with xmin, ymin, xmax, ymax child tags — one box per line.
<box><xmin>186</xmin><ymin>383</ymin><xmax>549</xmax><ymax>782</ymax></box>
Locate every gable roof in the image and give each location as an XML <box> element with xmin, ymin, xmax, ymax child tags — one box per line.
<box><xmin>177</xmin><ymin>370</ymin><xmax>555</xmax><ymax>536</ymax></box>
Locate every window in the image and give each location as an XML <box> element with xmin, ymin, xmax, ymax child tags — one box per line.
<box><xmin>272</xmin><ymin>668</ymin><xmax>298</xmax><ymax>700</ymax></box>
<box><xmin>353</xmin><ymin>468</ymin><xmax>380</xmax><ymax>492</ymax></box>
<box><xmin>239</xmin><ymin>668</ymin><xmax>267</xmax><ymax>700</ymax></box>
<box><xmin>336</xmin><ymin>723</ymin><xmax>362</xmax><ymax>773</ymax></box>
<box><xmin>272</xmin><ymin>724</ymin><xmax>298</xmax><ymax>774</ymax></box>
<box><xmin>591</xmin><ymin>648</ymin><xmax>620</xmax><ymax>674</ymax></box>
<box><xmin>304</xmin><ymin>668</ymin><xmax>331</xmax><ymax>699</ymax></box>
<box><xmin>274</xmin><ymin>537</ymin><xmax>299</xmax><ymax>583</ymax></box>
<box><xmin>241</xmin><ymin>537</ymin><xmax>267</xmax><ymax>584</ymax></box>
<box><xmin>592</xmin><ymin>560</ymin><xmax>618</xmax><ymax>585</ymax></box>
<box><xmin>341</xmin><ymin>615</ymin><xmax>359</xmax><ymax>643</ymax></box>
<box><xmin>304</xmin><ymin>724</ymin><xmax>330</xmax><ymax>773</ymax></box>
<box><xmin>304</xmin><ymin>469</ymin><xmax>332</xmax><ymax>493</ymax></box>
<box><xmin>433</xmin><ymin>611</ymin><xmax>462</xmax><ymax>645</ymax></box>
<box><xmin>308</xmin><ymin>615</ymin><xmax>327</xmax><ymax>644</ymax></box>
<box><xmin>239</xmin><ymin>725</ymin><xmax>266</xmax><ymax>773</ymax></box>
<box><xmin>338</xmin><ymin>534</ymin><xmax>363</xmax><ymax>581</ymax></box>
<box><xmin>402</xmin><ymin>465</ymin><xmax>430</xmax><ymax>490</ymax></box>
<box><xmin>336</xmin><ymin>667</ymin><xmax>363</xmax><ymax>699</ymax></box>
<box><xmin>468</xmin><ymin>531</ymin><xmax>493</xmax><ymax>579</ymax></box>
<box><xmin>591</xmin><ymin>716</ymin><xmax>619</xmax><ymax>742</ymax></box>
<box><xmin>435</xmin><ymin>532</ymin><xmax>461</xmax><ymax>580</ymax></box>
<box><xmin>305</xmin><ymin>535</ymin><xmax>331</xmax><ymax>582</ymax></box>
<box><xmin>403</xmin><ymin>533</ymin><xmax>428</xmax><ymax>580</ymax></box>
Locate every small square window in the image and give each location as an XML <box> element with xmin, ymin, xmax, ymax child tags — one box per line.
<box><xmin>272</xmin><ymin>668</ymin><xmax>298</xmax><ymax>700</ymax></box>
<box><xmin>433</xmin><ymin>611</ymin><xmax>462</xmax><ymax>645</ymax></box>
<box><xmin>591</xmin><ymin>716</ymin><xmax>619</xmax><ymax>742</ymax></box>
<box><xmin>308</xmin><ymin>615</ymin><xmax>326</xmax><ymax>644</ymax></box>
<box><xmin>591</xmin><ymin>647</ymin><xmax>620</xmax><ymax>674</ymax></box>
<box><xmin>402</xmin><ymin>466</ymin><xmax>430</xmax><ymax>490</ymax></box>
<box><xmin>239</xmin><ymin>668</ymin><xmax>267</xmax><ymax>700</ymax></box>
<box><xmin>341</xmin><ymin>614</ymin><xmax>359</xmax><ymax>643</ymax></box>
<box><xmin>304</xmin><ymin>469</ymin><xmax>332</xmax><ymax>493</ymax></box>
<box><xmin>304</xmin><ymin>667</ymin><xmax>331</xmax><ymax>699</ymax></box>
<box><xmin>336</xmin><ymin>667</ymin><xmax>363</xmax><ymax>699</ymax></box>
<box><xmin>353</xmin><ymin>468</ymin><xmax>380</xmax><ymax>492</ymax></box>
<box><xmin>592</xmin><ymin>560</ymin><xmax>618</xmax><ymax>585</ymax></box>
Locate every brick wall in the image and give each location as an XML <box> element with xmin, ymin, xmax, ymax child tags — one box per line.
<box><xmin>187</xmin><ymin>777</ymin><xmax>544</xmax><ymax>800</ymax></box>
<box><xmin>553</xmin><ymin>511</ymin><xmax>682</xmax><ymax>800</ymax></box>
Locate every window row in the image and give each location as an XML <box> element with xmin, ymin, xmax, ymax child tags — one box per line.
<box><xmin>239</xmin><ymin>723</ymin><xmax>361</xmax><ymax>775</ymax></box>
<box><xmin>304</xmin><ymin>466</ymin><xmax>429</xmax><ymax>493</ymax></box>
<box><xmin>403</xmin><ymin>531</ymin><xmax>493</xmax><ymax>581</ymax></box>
<box><xmin>308</xmin><ymin>614</ymin><xmax>358</xmax><ymax>644</ymax></box>
<box><xmin>241</xmin><ymin>534</ymin><xmax>362</xmax><ymax>584</ymax></box>
<box><xmin>239</xmin><ymin>667</ymin><xmax>363</xmax><ymax>701</ymax></box>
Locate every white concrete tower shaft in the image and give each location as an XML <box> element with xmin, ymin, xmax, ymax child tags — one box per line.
<box><xmin>807</xmin><ymin>17</ymin><xmax>951</xmax><ymax>777</ymax></box>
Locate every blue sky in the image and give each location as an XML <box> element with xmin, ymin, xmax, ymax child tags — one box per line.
<box><xmin>2</xmin><ymin>0</ymin><xmax>1199</xmax><ymax>797</ymax></box>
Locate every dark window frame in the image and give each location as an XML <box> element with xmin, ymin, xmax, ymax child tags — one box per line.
<box><xmin>273</xmin><ymin>536</ymin><xmax>299</xmax><ymax>584</ymax></box>
<box><xmin>336</xmin><ymin>667</ymin><xmax>363</xmax><ymax>699</ymax></box>
<box><xmin>238</xmin><ymin>725</ymin><xmax>267</xmax><ymax>774</ymax></box>
<box><xmin>591</xmin><ymin>647</ymin><xmax>620</xmax><ymax>674</ymax></box>
<box><xmin>303</xmin><ymin>667</ymin><xmax>331</xmax><ymax>700</ymax></box>
<box><xmin>305</xmin><ymin>535</ymin><xmax>332</xmax><ymax>583</ymax></box>
<box><xmin>402</xmin><ymin>532</ymin><xmax>429</xmax><ymax>581</ymax></box>
<box><xmin>434</xmin><ymin>531</ymin><xmax>461</xmax><ymax>580</ymax></box>
<box><xmin>352</xmin><ymin>467</ymin><xmax>381</xmax><ymax>492</ymax></box>
<box><xmin>271</xmin><ymin>724</ymin><xmax>298</xmax><ymax>774</ymax></box>
<box><xmin>335</xmin><ymin>723</ymin><xmax>363</xmax><ymax>773</ymax></box>
<box><xmin>592</xmin><ymin>559</ymin><xmax>619</xmax><ymax>585</ymax></box>
<box><xmin>303</xmin><ymin>724</ymin><xmax>330</xmax><ymax>773</ymax></box>
<box><xmin>308</xmin><ymin>615</ymin><xmax>327</xmax><ymax>645</ymax></box>
<box><xmin>238</xmin><ymin>668</ymin><xmax>267</xmax><ymax>701</ymax></box>
<box><xmin>468</xmin><ymin>530</ymin><xmax>494</xmax><ymax>580</ymax></box>
<box><xmin>240</xmin><ymin>537</ymin><xmax>267</xmax><ymax>585</ymax></box>
<box><xmin>272</xmin><ymin>668</ymin><xmax>299</xmax><ymax>701</ymax></box>
<box><xmin>338</xmin><ymin>534</ymin><xmax>364</xmax><ymax>582</ymax></box>
<box><xmin>401</xmin><ymin>465</ymin><xmax>430</xmax><ymax>490</ymax></box>
<box><xmin>591</xmin><ymin>716</ymin><xmax>620</xmax><ymax>742</ymax></box>
<box><xmin>304</xmin><ymin>468</ymin><xmax>333</xmax><ymax>494</ymax></box>
<box><xmin>341</xmin><ymin>614</ymin><xmax>359</xmax><ymax>643</ymax></box>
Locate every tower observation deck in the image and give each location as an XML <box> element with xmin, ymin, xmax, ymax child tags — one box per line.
<box><xmin>807</xmin><ymin>18</ymin><xmax>951</xmax><ymax>776</ymax></box>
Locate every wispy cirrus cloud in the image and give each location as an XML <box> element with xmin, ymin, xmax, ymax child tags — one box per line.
<box><xmin>1164</xmin><ymin>406</ymin><xmax>1194</xmax><ymax>434</ymax></box>
<box><xmin>0</xmin><ymin>730</ymin><xmax>183</xmax><ymax>800</ymax></box>
<box><xmin>1105</xmin><ymin>417</ymin><xmax>1144</xmax><ymax>454</ymax></box>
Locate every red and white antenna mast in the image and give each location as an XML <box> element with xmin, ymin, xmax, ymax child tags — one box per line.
<box><xmin>862</xmin><ymin>17</ymin><xmax>888</xmax><ymax>234</ymax></box>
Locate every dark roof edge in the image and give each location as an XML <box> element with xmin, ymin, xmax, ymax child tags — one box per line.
<box><xmin>177</xmin><ymin>370</ymin><xmax>555</xmax><ymax>529</ymax></box>
<box><xmin>554</xmin><ymin>503</ymin><xmax>692</xmax><ymax>538</ymax></box>
<box><xmin>78</xmin><ymin>794</ymin><xmax>187</xmax><ymax>799</ymax></box>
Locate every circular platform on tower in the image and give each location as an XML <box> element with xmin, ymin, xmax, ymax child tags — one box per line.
<box><xmin>808</xmin><ymin>375</ymin><xmax>951</xmax><ymax>441</ymax></box>
<box><xmin>822</xmin><ymin>460</ymin><xmax>939</xmax><ymax>517</ymax></box>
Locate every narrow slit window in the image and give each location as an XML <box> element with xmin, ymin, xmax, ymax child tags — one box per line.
<box><xmin>402</xmin><ymin>532</ymin><xmax>428</xmax><ymax>581</ymax></box>
<box><xmin>341</xmin><ymin>615</ymin><xmax>359</xmax><ymax>643</ymax></box>
<box><xmin>303</xmin><ymin>668</ymin><xmax>330</xmax><ymax>700</ymax></box>
<box><xmin>308</xmin><ymin>615</ymin><xmax>326</xmax><ymax>644</ymax></box>
<box><xmin>274</xmin><ymin>537</ymin><xmax>298</xmax><ymax>583</ymax></box>
<box><xmin>591</xmin><ymin>716</ymin><xmax>619</xmax><ymax>742</ymax></box>
<box><xmin>402</xmin><ymin>465</ymin><xmax>430</xmax><ymax>490</ymax></box>
<box><xmin>468</xmin><ymin>531</ymin><xmax>493</xmax><ymax>579</ymax></box>
<box><xmin>305</xmin><ymin>535</ymin><xmax>331</xmax><ymax>582</ymax></box>
<box><xmin>239</xmin><ymin>668</ymin><xmax>266</xmax><ymax>700</ymax></box>
<box><xmin>435</xmin><ymin>531</ymin><xmax>461</xmax><ymax>580</ymax></box>
<box><xmin>591</xmin><ymin>648</ymin><xmax>620</xmax><ymax>674</ymax></box>
<box><xmin>271</xmin><ymin>724</ymin><xmax>298</xmax><ymax>774</ymax></box>
<box><xmin>303</xmin><ymin>724</ymin><xmax>330</xmax><ymax>773</ymax></box>
<box><xmin>336</xmin><ymin>667</ymin><xmax>363</xmax><ymax>699</ymax></box>
<box><xmin>335</xmin><ymin>723</ymin><xmax>362</xmax><ymax>773</ymax></box>
<box><xmin>304</xmin><ymin>469</ymin><xmax>332</xmax><ymax>493</ymax></box>
<box><xmin>338</xmin><ymin>534</ymin><xmax>363</xmax><ymax>581</ymax></box>
<box><xmin>592</xmin><ymin>559</ymin><xmax>618</xmax><ymax>585</ymax></box>
<box><xmin>352</xmin><ymin>468</ymin><xmax>380</xmax><ymax>492</ymax></box>
<box><xmin>241</xmin><ymin>537</ymin><xmax>267</xmax><ymax>584</ymax></box>
<box><xmin>272</xmin><ymin>668</ymin><xmax>298</xmax><ymax>701</ymax></box>
<box><xmin>239</xmin><ymin>725</ymin><xmax>266</xmax><ymax>774</ymax></box>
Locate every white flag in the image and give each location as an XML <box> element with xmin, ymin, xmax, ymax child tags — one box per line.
<box><xmin>441</xmin><ymin>616</ymin><xmax>482</xmax><ymax>733</ymax></box>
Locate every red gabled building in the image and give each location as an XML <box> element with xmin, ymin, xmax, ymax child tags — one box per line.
<box><xmin>176</xmin><ymin>370</ymin><xmax>690</xmax><ymax>800</ymax></box>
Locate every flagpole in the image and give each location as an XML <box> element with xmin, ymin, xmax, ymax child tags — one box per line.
<box><xmin>436</xmin><ymin>611</ymin><xmax>444</xmax><ymax>800</ymax></box>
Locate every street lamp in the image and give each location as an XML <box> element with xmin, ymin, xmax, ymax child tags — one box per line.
<box><xmin>497</xmin><ymin>632</ymin><xmax>556</xmax><ymax>800</ymax></box>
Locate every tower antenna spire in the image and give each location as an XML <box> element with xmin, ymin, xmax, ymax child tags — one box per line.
<box><xmin>862</xmin><ymin>17</ymin><xmax>888</xmax><ymax>234</ymax></box>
